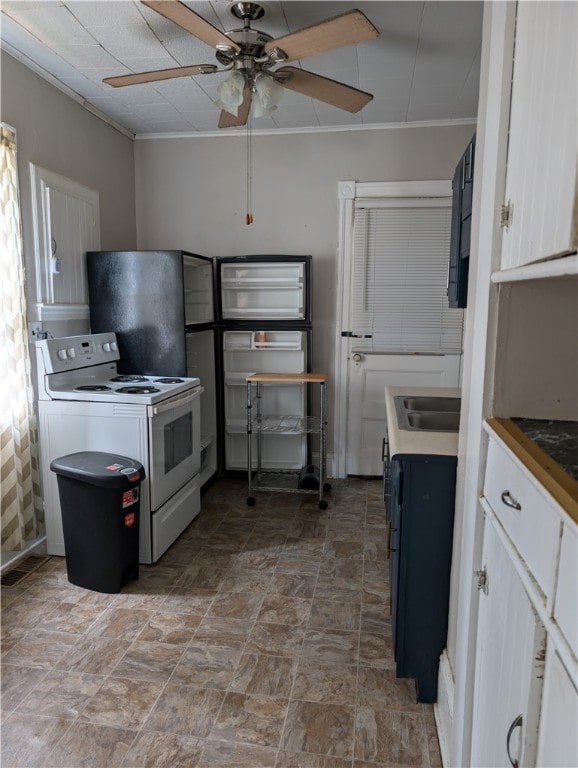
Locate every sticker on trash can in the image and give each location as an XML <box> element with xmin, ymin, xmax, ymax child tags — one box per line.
<box><xmin>124</xmin><ymin>511</ymin><xmax>136</xmax><ymax>527</ymax></box>
<box><xmin>106</xmin><ymin>463</ymin><xmax>124</xmax><ymax>471</ymax></box>
<box><xmin>122</xmin><ymin>487</ymin><xmax>139</xmax><ymax>509</ymax></box>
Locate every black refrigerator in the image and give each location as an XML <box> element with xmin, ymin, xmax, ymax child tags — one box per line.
<box><xmin>87</xmin><ymin>251</ymin><xmax>312</xmax><ymax>481</ymax></box>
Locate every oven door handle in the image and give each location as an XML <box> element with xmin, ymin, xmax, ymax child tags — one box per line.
<box><xmin>150</xmin><ymin>386</ymin><xmax>203</xmax><ymax>415</ymax></box>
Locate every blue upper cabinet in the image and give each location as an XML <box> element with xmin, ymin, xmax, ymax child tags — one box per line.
<box><xmin>447</xmin><ymin>134</ymin><xmax>476</xmax><ymax>309</ymax></box>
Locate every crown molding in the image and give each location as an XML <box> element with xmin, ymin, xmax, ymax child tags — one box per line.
<box><xmin>135</xmin><ymin>118</ymin><xmax>477</xmax><ymax>141</ymax></box>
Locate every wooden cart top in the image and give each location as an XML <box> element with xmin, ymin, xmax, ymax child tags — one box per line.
<box><xmin>246</xmin><ymin>372</ymin><xmax>327</xmax><ymax>384</ymax></box>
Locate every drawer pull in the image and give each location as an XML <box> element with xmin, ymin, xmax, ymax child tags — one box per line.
<box><xmin>506</xmin><ymin>713</ymin><xmax>523</xmax><ymax>767</ymax></box>
<box><xmin>501</xmin><ymin>490</ymin><xmax>521</xmax><ymax>510</ymax></box>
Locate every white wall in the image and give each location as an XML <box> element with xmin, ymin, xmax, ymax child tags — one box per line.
<box><xmin>135</xmin><ymin>122</ymin><xmax>476</xmax><ymax>442</ymax></box>
<box><xmin>1</xmin><ymin>51</ymin><xmax>137</xmax><ymax>324</ymax></box>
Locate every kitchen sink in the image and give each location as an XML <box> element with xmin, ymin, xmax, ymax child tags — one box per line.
<box><xmin>394</xmin><ymin>395</ymin><xmax>461</xmax><ymax>432</ymax></box>
<box><xmin>407</xmin><ymin>411</ymin><xmax>461</xmax><ymax>431</ymax></box>
<box><xmin>402</xmin><ymin>396</ymin><xmax>461</xmax><ymax>413</ymax></box>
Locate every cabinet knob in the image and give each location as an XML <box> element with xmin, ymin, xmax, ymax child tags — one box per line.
<box><xmin>506</xmin><ymin>713</ymin><xmax>523</xmax><ymax>767</ymax></box>
<box><xmin>501</xmin><ymin>490</ymin><xmax>522</xmax><ymax>510</ymax></box>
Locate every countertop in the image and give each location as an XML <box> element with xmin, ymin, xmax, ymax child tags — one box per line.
<box><xmin>511</xmin><ymin>418</ymin><xmax>578</xmax><ymax>480</ymax></box>
<box><xmin>385</xmin><ymin>385</ymin><xmax>461</xmax><ymax>458</ymax></box>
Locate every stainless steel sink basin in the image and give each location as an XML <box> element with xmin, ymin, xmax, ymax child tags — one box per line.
<box><xmin>402</xmin><ymin>396</ymin><xmax>461</xmax><ymax>413</ymax></box>
<box><xmin>407</xmin><ymin>411</ymin><xmax>460</xmax><ymax>431</ymax></box>
<box><xmin>394</xmin><ymin>395</ymin><xmax>461</xmax><ymax>432</ymax></box>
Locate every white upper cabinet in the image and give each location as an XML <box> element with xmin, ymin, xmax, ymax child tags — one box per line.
<box><xmin>30</xmin><ymin>164</ymin><xmax>100</xmax><ymax>318</ymax></box>
<box><xmin>501</xmin><ymin>1</ymin><xmax>577</xmax><ymax>270</ymax></box>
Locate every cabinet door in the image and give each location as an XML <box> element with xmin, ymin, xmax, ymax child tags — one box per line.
<box><xmin>536</xmin><ymin>649</ymin><xmax>578</xmax><ymax>768</ymax></box>
<box><xmin>470</xmin><ymin>515</ymin><xmax>546</xmax><ymax>767</ymax></box>
<box><xmin>388</xmin><ymin>458</ymin><xmax>402</xmax><ymax>656</ymax></box>
<box><xmin>501</xmin><ymin>1</ymin><xmax>577</xmax><ymax>268</ymax></box>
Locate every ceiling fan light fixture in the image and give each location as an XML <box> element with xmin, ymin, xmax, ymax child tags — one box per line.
<box><xmin>252</xmin><ymin>72</ymin><xmax>283</xmax><ymax>117</ymax></box>
<box><xmin>216</xmin><ymin>70</ymin><xmax>246</xmax><ymax>115</ymax></box>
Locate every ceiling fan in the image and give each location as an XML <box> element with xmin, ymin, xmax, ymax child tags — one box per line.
<box><xmin>104</xmin><ymin>1</ymin><xmax>379</xmax><ymax>128</ymax></box>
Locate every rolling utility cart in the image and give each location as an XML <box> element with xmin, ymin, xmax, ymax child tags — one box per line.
<box><xmin>246</xmin><ymin>373</ymin><xmax>331</xmax><ymax>509</ymax></box>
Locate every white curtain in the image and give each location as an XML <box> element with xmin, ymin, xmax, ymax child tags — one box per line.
<box><xmin>1</xmin><ymin>124</ymin><xmax>43</xmax><ymax>550</ymax></box>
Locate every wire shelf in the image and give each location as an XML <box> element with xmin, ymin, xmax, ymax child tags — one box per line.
<box><xmin>254</xmin><ymin>415</ymin><xmax>322</xmax><ymax>434</ymax></box>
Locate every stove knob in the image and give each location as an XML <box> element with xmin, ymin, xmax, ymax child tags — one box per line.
<box><xmin>57</xmin><ymin>349</ymin><xmax>67</xmax><ymax>360</ymax></box>
<box><xmin>102</xmin><ymin>342</ymin><xmax>111</xmax><ymax>352</ymax></box>
<box><xmin>110</xmin><ymin>341</ymin><xmax>118</xmax><ymax>352</ymax></box>
<box><xmin>67</xmin><ymin>348</ymin><xmax>76</xmax><ymax>358</ymax></box>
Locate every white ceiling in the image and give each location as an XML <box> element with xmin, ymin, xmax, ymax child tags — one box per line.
<box><xmin>0</xmin><ymin>1</ymin><xmax>483</xmax><ymax>136</ymax></box>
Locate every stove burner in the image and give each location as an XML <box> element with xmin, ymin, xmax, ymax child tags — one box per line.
<box><xmin>110</xmin><ymin>375</ymin><xmax>148</xmax><ymax>383</ymax></box>
<box><xmin>116</xmin><ymin>386</ymin><xmax>161</xmax><ymax>395</ymax></box>
<box><xmin>75</xmin><ymin>384</ymin><xmax>112</xmax><ymax>392</ymax></box>
<box><xmin>154</xmin><ymin>378</ymin><xmax>184</xmax><ymax>384</ymax></box>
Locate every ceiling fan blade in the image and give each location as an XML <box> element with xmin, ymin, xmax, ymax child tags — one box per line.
<box><xmin>218</xmin><ymin>88</ymin><xmax>252</xmax><ymax>128</ymax></box>
<box><xmin>104</xmin><ymin>64</ymin><xmax>217</xmax><ymax>88</ymax></box>
<box><xmin>265</xmin><ymin>9</ymin><xmax>378</xmax><ymax>63</ymax></box>
<box><xmin>142</xmin><ymin>1</ymin><xmax>240</xmax><ymax>52</ymax></box>
<box><xmin>276</xmin><ymin>67</ymin><xmax>373</xmax><ymax>113</ymax></box>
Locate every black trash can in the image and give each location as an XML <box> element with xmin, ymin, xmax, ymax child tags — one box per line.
<box><xmin>50</xmin><ymin>451</ymin><xmax>145</xmax><ymax>593</ymax></box>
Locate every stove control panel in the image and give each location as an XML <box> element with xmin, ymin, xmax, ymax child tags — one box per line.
<box><xmin>36</xmin><ymin>333</ymin><xmax>120</xmax><ymax>373</ymax></box>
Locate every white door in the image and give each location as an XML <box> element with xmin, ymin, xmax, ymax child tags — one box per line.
<box><xmin>470</xmin><ymin>516</ymin><xmax>545</xmax><ymax>767</ymax></box>
<box><xmin>337</xmin><ymin>182</ymin><xmax>463</xmax><ymax>477</ymax></box>
<box><xmin>345</xmin><ymin>352</ymin><xmax>461</xmax><ymax>475</ymax></box>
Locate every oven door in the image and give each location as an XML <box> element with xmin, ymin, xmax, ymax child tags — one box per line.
<box><xmin>148</xmin><ymin>387</ymin><xmax>202</xmax><ymax>511</ymax></box>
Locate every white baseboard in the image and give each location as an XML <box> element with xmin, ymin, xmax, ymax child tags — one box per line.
<box><xmin>435</xmin><ymin>649</ymin><xmax>454</xmax><ymax>768</ymax></box>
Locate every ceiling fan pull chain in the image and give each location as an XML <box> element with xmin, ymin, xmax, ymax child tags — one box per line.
<box><xmin>246</xmin><ymin>111</ymin><xmax>253</xmax><ymax>225</ymax></box>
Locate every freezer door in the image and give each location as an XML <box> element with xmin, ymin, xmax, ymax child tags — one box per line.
<box><xmin>183</xmin><ymin>254</ymin><xmax>214</xmax><ymax>325</ymax></box>
<box><xmin>222</xmin><ymin>329</ymin><xmax>309</xmax><ymax>471</ymax></box>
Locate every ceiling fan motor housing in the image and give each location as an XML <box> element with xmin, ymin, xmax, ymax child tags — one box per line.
<box><xmin>215</xmin><ymin>27</ymin><xmax>274</xmax><ymax>67</ymax></box>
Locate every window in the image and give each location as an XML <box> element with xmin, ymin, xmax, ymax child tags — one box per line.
<box><xmin>350</xmin><ymin>198</ymin><xmax>464</xmax><ymax>353</ymax></box>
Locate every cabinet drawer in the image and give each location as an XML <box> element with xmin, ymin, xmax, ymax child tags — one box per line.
<box><xmin>484</xmin><ymin>437</ymin><xmax>560</xmax><ymax>601</ymax></box>
<box><xmin>554</xmin><ymin>523</ymin><xmax>578</xmax><ymax>653</ymax></box>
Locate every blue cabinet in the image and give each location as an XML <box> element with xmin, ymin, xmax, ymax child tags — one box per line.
<box><xmin>447</xmin><ymin>134</ymin><xmax>475</xmax><ymax>308</ymax></box>
<box><xmin>388</xmin><ymin>453</ymin><xmax>457</xmax><ymax>702</ymax></box>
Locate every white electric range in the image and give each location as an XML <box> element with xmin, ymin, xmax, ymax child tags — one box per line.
<box><xmin>35</xmin><ymin>332</ymin><xmax>203</xmax><ymax>563</ymax></box>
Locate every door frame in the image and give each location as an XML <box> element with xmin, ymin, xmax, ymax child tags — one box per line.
<box><xmin>333</xmin><ymin>179</ymin><xmax>452</xmax><ymax>478</ymax></box>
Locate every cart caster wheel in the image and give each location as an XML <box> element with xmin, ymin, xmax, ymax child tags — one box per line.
<box><xmin>319</xmin><ymin>500</ymin><xmax>328</xmax><ymax>510</ymax></box>
<box><xmin>247</xmin><ymin>496</ymin><xmax>256</xmax><ymax>506</ymax></box>
<box><xmin>323</xmin><ymin>483</ymin><xmax>332</xmax><ymax>493</ymax></box>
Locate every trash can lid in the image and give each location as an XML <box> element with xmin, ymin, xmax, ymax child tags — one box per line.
<box><xmin>50</xmin><ymin>451</ymin><xmax>145</xmax><ymax>488</ymax></box>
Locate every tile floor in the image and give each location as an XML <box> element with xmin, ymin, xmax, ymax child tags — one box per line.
<box><xmin>1</xmin><ymin>477</ymin><xmax>441</xmax><ymax>767</ymax></box>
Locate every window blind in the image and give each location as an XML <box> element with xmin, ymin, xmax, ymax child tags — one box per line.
<box><xmin>350</xmin><ymin>201</ymin><xmax>464</xmax><ymax>353</ymax></box>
